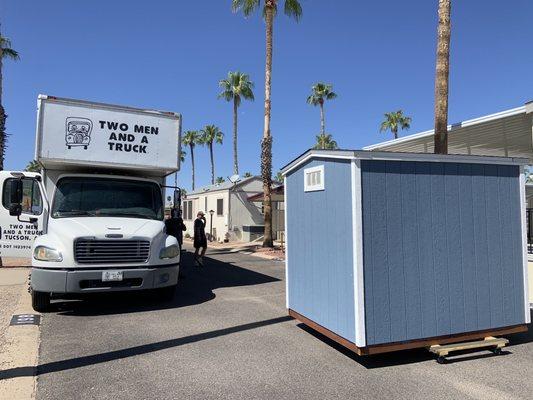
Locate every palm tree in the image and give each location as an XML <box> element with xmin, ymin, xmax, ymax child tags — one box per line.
<box><xmin>232</xmin><ymin>0</ymin><xmax>302</xmax><ymax>247</ymax></box>
<box><xmin>313</xmin><ymin>133</ymin><xmax>338</xmax><ymax>150</ymax></box>
<box><xmin>275</xmin><ymin>171</ymin><xmax>283</xmax><ymax>183</ymax></box>
<box><xmin>307</xmin><ymin>83</ymin><xmax>337</xmax><ymax>135</ymax></box>
<box><xmin>216</xmin><ymin>177</ymin><xmax>225</xmax><ymax>184</ymax></box>
<box><xmin>180</xmin><ymin>148</ymin><xmax>186</xmax><ymax>164</ymax></box>
<box><xmin>182</xmin><ymin>130</ymin><xmax>201</xmax><ymax>190</ymax></box>
<box><xmin>200</xmin><ymin>125</ymin><xmax>224</xmax><ymax>185</ymax></box>
<box><xmin>0</xmin><ymin>32</ymin><xmax>20</xmax><ymax>170</ymax></box>
<box><xmin>218</xmin><ymin>71</ymin><xmax>254</xmax><ymax>175</ymax></box>
<box><xmin>243</xmin><ymin>172</ymin><xmax>253</xmax><ymax>178</ymax></box>
<box><xmin>434</xmin><ymin>0</ymin><xmax>451</xmax><ymax>154</ymax></box>
<box><xmin>379</xmin><ymin>110</ymin><xmax>412</xmax><ymax>140</ymax></box>
<box><xmin>25</xmin><ymin>160</ymin><xmax>41</xmax><ymax>172</ymax></box>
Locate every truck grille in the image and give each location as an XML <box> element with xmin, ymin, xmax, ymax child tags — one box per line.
<box><xmin>74</xmin><ymin>239</ymin><xmax>150</xmax><ymax>264</ymax></box>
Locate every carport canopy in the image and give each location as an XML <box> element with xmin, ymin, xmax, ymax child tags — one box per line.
<box><xmin>364</xmin><ymin>102</ymin><xmax>533</xmax><ymax>162</ymax></box>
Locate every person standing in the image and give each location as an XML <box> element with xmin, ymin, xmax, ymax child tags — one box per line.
<box><xmin>165</xmin><ymin>208</ymin><xmax>186</xmax><ymax>249</ymax></box>
<box><xmin>193</xmin><ymin>211</ymin><xmax>207</xmax><ymax>266</ymax></box>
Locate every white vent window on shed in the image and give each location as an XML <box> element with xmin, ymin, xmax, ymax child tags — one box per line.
<box><xmin>304</xmin><ymin>165</ymin><xmax>324</xmax><ymax>192</ymax></box>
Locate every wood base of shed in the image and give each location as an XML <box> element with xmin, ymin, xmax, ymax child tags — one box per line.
<box><xmin>288</xmin><ymin>309</ymin><xmax>527</xmax><ymax>356</ymax></box>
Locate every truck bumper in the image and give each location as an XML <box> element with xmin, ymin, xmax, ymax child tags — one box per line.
<box><xmin>30</xmin><ymin>264</ymin><xmax>179</xmax><ymax>294</ymax></box>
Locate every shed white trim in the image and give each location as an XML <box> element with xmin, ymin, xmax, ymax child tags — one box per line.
<box><xmin>351</xmin><ymin>159</ymin><xmax>366</xmax><ymax>347</ymax></box>
<box><xmin>519</xmin><ymin>167</ymin><xmax>531</xmax><ymax>322</ymax></box>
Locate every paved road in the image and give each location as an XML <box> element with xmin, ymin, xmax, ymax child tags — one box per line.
<box><xmin>30</xmin><ymin>247</ymin><xmax>533</xmax><ymax>399</ymax></box>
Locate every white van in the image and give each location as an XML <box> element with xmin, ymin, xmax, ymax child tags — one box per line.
<box><xmin>1</xmin><ymin>95</ymin><xmax>182</xmax><ymax>311</ymax></box>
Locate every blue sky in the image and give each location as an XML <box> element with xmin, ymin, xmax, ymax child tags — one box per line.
<box><xmin>2</xmin><ymin>0</ymin><xmax>532</xmax><ymax>190</ymax></box>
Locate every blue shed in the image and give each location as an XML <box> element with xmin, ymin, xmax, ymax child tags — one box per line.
<box><xmin>282</xmin><ymin>150</ymin><xmax>530</xmax><ymax>355</ymax></box>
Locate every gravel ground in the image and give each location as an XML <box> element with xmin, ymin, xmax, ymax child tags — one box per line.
<box><xmin>32</xmin><ymin>248</ymin><xmax>533</xmax><ymax>400</ymax></box>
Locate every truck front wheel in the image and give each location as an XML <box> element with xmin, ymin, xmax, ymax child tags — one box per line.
<box><xmin>32</xmin><ymin>290</ymin><xmax>51</xmax><ymax>312</ymax></box>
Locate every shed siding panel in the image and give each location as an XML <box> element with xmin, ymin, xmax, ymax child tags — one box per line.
<box><xmin>361</xmin><ymin>160</ymin><xmax>525</xmax><ymax>346</ymax></box>
<box><xmin>415</xmin><ymin>163</ymin><xmax>438</xmax><ymax>338</ymax></box>
<box><xmin>457</xmin><ymin>164</ymin><xmax>479</xmax><ymax>332</ymax></box>
<box><xmin>286</xmin><ymin>159</ymin><xmax>355</xmax><ymax>342</ymax></box>
<box><xmin>400</xmin><ymin>162</ymin><xmax>423</xmax><ymax>340</ymax></box>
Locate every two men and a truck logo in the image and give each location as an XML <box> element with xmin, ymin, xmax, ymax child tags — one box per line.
<box><xmin>65</xmin><ymin>117</ymin><xmax>92</xmax><ymax>149</ymax></box>
<box><xmin>64</xmin><ymin>117</ymin><xmax>155</xmax><ymax>153</ymax></box>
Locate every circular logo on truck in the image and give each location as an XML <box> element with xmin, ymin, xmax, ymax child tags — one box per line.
<box><xmin>65</xmin><ymin>117</ymin><xmax>92</xmax><ymax>150</ymax></box>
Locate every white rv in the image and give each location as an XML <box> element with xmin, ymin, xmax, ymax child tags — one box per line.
<box><xmin>0</xmin><ymin>95</ymin><xmax>182</xmax><ymax>311</ymax></box>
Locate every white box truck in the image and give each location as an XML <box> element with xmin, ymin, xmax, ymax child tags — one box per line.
<box><xmin>0</xmin><ymin>95</ymin><xmax>182</xmax><ymax>311</ymax></box>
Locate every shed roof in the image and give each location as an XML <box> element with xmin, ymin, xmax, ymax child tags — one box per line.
<box><xmin>281</xmin><ymin>149</ymin><xmax>528</xmax><ymax>176</ymax></box>
<box><xmin>363</xmin><ymin>103</ymin><xmax>533</xmax><ymax>161</ymax></box>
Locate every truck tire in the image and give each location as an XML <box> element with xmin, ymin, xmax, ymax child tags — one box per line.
<box><xmin>32</xmin><ymin>291</ymin><xmax>51</xmax><ymax>312</ymax></box>
<box><xmin>158</xmin><ymin>285</ymin><xmax>176</xmax><ymax>302</ymax></box>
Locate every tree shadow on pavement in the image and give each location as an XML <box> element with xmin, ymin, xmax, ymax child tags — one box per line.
<box><xmin>51</xmin><ymin>250</ymin><xmax>280</xmax><ymax>317</ymax></box>
<box><xmin>0</xmin><ymin>315</ymin><xmax>293</xmax><ymax>381</ymax></box>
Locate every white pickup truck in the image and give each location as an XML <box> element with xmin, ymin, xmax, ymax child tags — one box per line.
<box><xmin>0</xmin><ymin>95</ymin><xmax>182</xmax><ymax>311</ymax></box>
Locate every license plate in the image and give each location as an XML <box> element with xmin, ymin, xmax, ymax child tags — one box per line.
<box><xmin>102</xmin><ymin>270</ymin><xmax>123</xmax><ymax>282</ymax></box>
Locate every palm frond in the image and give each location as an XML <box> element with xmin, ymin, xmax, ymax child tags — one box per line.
<box><xmin>182</xmin><ymin>130</ymin><xmax>201</xmax><ymax>146</ymax></box>
<box><xmin>313</xmin><ymin>133</ymin><xmax>339</xmax><ymax>150</ymax></box>
<box><xmin>284</xmin><ymin>0</ymin><xmax>303</xmax><ymax>21</ymax></box>
<box><xmin>380</xmin><ymin>110</ymin><xmax>412</xmax><ymax>137</ymax></box>
<box><xmin>200</xmin><ymin>125</ymin><xmax>224</xmax><ymax>145</ymax></box>
<box><xmin>307</xmin><ymin>82</ymin><xmax>337</xmax><ymax>106</ymax></box>
<box><xmin>0</xmin><ymin>36</ymin><xmax>20</xmax><ymax>61</ymax></box>
<box><xmin>232</xmin><ymin>0</ymin><xmax>261</xmax><ymax>17</ymax></box>
<box><xmin>218</xmin><ymin>71</ymin><xmax>254</xmax><ymax>104</ymax></box>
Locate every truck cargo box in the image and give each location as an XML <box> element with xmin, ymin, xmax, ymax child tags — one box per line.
<box><xmin>282</xmin><ymin>149</ymin><xmax>530</xmax><ymax>355</ymax></box>
<box><xmin>35</xmin><ymin>95</ymin><xmax>181</xmax><ymax>177</ymax></box>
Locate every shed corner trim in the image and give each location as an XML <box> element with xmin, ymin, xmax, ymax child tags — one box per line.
<box><xmin>351</xmin><ymin>159</ymin><xmax>366</xmax><ymax>347</ymax></box>
<box><xmin>519</xmin><ymin>166</ymin><xmax>531</xmax><ymax>323</ymax></box>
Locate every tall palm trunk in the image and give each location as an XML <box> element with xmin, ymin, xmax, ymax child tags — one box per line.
<box><xmin>319</xmin><ymin>100</ymin><xmax>325</xmax><ymax>135</ymax></box>
<box><xmin>261</xmin><ymin>4</ymin><xmax>274</xmax><ymax>248</ymax></box>
<box><xmin>393</xmin><ymin>128</ymin><xmax>398</xmax><ymax>140</ymax></box>
<box><xmin>434</xmin><ymin>0</ymin><xmax>451</xmax><ymax>155</ymax></box>
<box><xmin>233</xmin><ymin>98</ymin><xmax>239</xmax><ymax>175</ymax></box>
<box><xmin>190</xmin><ymin>144</ymin><xmax>196</xmax><ymax>190</ymax></box>
<box><xmin>0</xmin><ymin>44</ymin><xmax>5</xmax><ymax>171</ymax></box>
<box><xmin>209</xmin><ymin>143</ymin><xmax>215</xmax><ymax>185</ymax></box>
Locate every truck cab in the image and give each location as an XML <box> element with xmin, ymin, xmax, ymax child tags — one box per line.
<box><xmin>0</xmin><ymin>95</ymin><xmax>182</xmax><ymax>311</ymax></box>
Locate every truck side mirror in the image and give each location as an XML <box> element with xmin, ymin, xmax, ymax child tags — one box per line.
<box><xmin>9</xmin><ymin>203</ymin><xmax>22</xmax><ymax>217</ymax></box>
<box><xmin>10</xmin><ymin>179</ymin><xmax>23</xmax><ymax>204</ymax></box>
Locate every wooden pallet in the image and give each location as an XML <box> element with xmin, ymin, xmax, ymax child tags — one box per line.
<box><xmin>429</xmin><ymin>336</ymin><xmax>509</xmax><ymax>364</ymax></box>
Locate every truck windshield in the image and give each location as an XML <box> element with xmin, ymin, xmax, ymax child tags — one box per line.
<box><xmin>52</xmin><ymin>177</ymin><xmax>163</xmax><ymax>220</ymax></box>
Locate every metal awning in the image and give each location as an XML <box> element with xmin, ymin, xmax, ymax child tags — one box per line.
<box><xmin>364</xmin><ymin>103</ymin><xmax>533</xmax><ymax>162</ymax></box>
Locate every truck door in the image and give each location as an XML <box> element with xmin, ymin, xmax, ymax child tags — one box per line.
<box><xmin>0</xmin><ymin>172</ymin><xmax>46</xmax><ymax>259</ymax></box>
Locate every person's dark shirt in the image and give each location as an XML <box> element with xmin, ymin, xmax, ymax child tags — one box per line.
<box><xmin>193</xmin><ymin>217</ymin><xmax>207</xmax><ymax>248</ymax></box>
<box><xmin>165</xmin><ymin>216</ymin><xmax>186</xmax><ymax>246</ymax></box>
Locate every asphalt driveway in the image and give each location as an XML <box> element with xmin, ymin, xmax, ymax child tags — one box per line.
<box><xmin>22</xmin><ymin>246</ymin><xmax>533</xmax><ymax>399</ymax></box>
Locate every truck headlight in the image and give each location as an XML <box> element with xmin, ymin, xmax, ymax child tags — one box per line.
<box><xmin>34</xmin><ymin>246</ymin><xmax>63</xmax><ymax>262</ymax></box>
<box><xmin>159</xmin><ymin>244</ymin><xmax>179</xmax><ymax>259</ymax></box>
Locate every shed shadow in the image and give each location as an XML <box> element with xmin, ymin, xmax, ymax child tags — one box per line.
<box><xmin>51</xmin><ymin>250</ymin><xmax>279</xmax><ymax>316</ymax></box>
<box><xmin>297</xmin><ymin>315</ymin><xmax>531</xmax><ymax>369</ymax></box>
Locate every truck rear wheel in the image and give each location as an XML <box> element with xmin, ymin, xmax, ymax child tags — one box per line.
<box><xmin>32</xmin><ymin>291</ymin><xmax>51</xmax><ymax>312</ymax></box>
